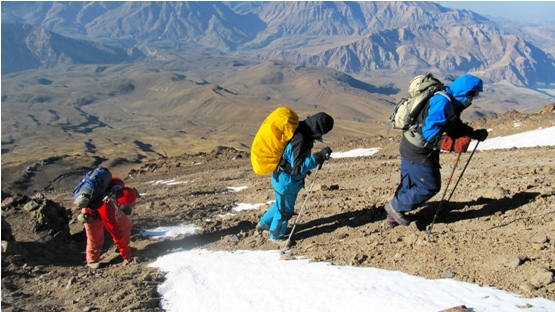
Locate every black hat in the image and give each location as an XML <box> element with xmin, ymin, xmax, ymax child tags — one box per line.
<box><xmin>304</xmin><ymin>112</ymin><xmax>334</xmax><ymax>139</ymax></box>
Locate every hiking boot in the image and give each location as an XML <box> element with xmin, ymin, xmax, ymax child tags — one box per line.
<box><xmin>384</xmin><ymin>202</ymin><xmax>410</xmax><ymax>226</ymax></box>
<box><xmin>87</xmin><ymin>262</ymin><xmax>100</xmax><ymax>269</ymax></box>
<box><xmin>386</xmin><ymin>216</ymin><xmax>398</xmax><ymax>229</ymax></box>
<box><xmin>255</xmin><ymin>222</ymin><xmax>269</xmax><ymax>232</ymax></box>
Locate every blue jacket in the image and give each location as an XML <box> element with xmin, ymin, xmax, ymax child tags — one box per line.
<box><xmin>271</xmin><ymin>143</ymin><xmax>320</xmax><ymax>194</ymax></box>
<box><xmin>401</xmin><ymin>74</ymin><xmax>483</xmax><ymax>167</ymax></box>
<box><xmin>271</xmin><ymin>112</ymin><xmax>334</xmax><ymax>194</ymax></box>
<box><xmin>421</xmin><ymin>74</ymin><xmax>483</xmax><ymax>141</ymax></box>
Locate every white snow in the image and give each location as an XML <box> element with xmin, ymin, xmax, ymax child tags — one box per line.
<box><xmin>227</xmin><ymin>186</ymin><xmax>247</xmax><ymax>192</ymax></box>
<box><xmin>146</xmin><ymin>179</ymin><xmax>190</xmax><ymax>185</ymax></box>
<box><xmin>331</xmin><ymin>147</ymin><xmax>380</xmax><ymax>158</ymax></box>
<box><xmin>474</xmin><ymin>126</ymin><xmax>555</xmax><ymax>150</ymax></box>
<box><xmin>140</xmin><ymin>225</ymin><xmax>199</xmax><ymax>239</ymax></box>
<box><xmin>231</xmin><ymin>201</ymin><xmax>273</xmax><ymax>212</ymax></box>
<box><xmin>150</xmin><ymin>247</ymin><xmax>555</xmax><ymax>312</ymax></box>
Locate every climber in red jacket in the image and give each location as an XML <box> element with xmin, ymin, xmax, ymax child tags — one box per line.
<box><xmin>78</xmin><ymin>177</ymin><xmax>139</xmax><ymax>269</ymax></box>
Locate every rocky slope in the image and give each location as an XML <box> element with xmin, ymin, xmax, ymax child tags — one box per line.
<box><xmin>1</xmin><ymin>106</ymin><xmax>554</xmax><ymax>311</ymax></box>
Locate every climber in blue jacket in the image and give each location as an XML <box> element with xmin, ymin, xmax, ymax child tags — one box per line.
<box><xmin>385</xmin><ymin>74</ymin><xmax>489</xmax><ymax>228</ymax></box>
<box><xmin>257</xmin><ymin>112</ymin><xmax>334</xmax><ymax>242</ymax></box>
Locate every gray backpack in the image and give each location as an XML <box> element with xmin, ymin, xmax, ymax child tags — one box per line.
<box><xmin>73</xmin><ymin>166</ymin><xmax>112</xmax><ymax>209</ymax></box>
<box><xmin>387</xmin><ymin>73</ymin><xmax>446</xmax><ymax>135</ymax></box>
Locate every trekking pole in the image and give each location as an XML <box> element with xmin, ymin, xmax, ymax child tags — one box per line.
<box><xmin>427</xmin><ymin>153</ymin><xmax>461</xmax><ymax>235</ymax></box>
<box><xmin>447</xmin><ymin>141</ymin><xmax>479</xmax><ymax>202</ymax></box>
<box><xmin>281</xmin><ymin>163</ymin><xmax>323</xmax><ymax>254</ymax></box>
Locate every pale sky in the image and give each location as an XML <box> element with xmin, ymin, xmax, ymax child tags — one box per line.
<box><xmin>436</xmin><ymin>1</ymin><xmax>555</xmax><ymax>23</ymax></box>
<box><xmin>142</xmin><ymin>126</ymin><xmax>555</xmax><ymax>312</ymax></box>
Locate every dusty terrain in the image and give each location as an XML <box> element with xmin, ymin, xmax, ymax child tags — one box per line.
<box><xmin>1</xmin><ymin>106</ymin><xmax>555</xmax><ymax>311</ymax></box>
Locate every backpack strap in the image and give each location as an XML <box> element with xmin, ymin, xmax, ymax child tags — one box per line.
<box><xmin>102</xmin><ymin>184</ymin><xmax>124</xmax><ymax>219</ymax></box>
<box><xmin>435</xmin><ymin>91</ymin><xmax>451</xmax><ymax>102</ymax></box>
<box><xmin>405</xmin><ymin>91</ymin><xmax>451</xmax><ymax>149</ymax></box>
<box><xmin>277</xmin><ymin>157</ymin><xmax>293</xmax><ymax>175</ymax></box>
<box><xmin>404</xmin><ymin>130</ymin><xmax>435</xmax><ymax>149</ymax></box>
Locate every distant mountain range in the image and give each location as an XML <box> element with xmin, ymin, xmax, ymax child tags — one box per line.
<box><xmin>2</xmin><ymin>1</ymin><xmax>555</xmax><ymax>88</ymax></box>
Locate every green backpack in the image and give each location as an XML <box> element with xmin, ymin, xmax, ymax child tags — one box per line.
<box><xmin>387</xmin><ymin>73</ymin><xmax>447</xmax><ymax>135</ymax></box>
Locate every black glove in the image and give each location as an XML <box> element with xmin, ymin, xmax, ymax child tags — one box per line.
<box><xmin>471</xmin><ymin>129</ymin><xmax>488</xmax><ymax>142</ymax></box>
<box><xmin>314</xmin><ymin>147</ymin><xmax>332</xmax><ymax>164</ymax></box>
<box><xmin>121</xmin><ymin>205</ymin><xmax>133</xmax><ymax>215</ymax></box>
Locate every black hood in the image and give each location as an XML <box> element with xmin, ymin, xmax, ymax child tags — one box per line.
<box><xmin>280</xmin><ymin>112</ymin><xmax>334</xmax><ymax>175</ymax></box>
<box><xmin>303</xmin><ymin>112</ymin><xmax>334</xmax><ymax>139</ymax></box>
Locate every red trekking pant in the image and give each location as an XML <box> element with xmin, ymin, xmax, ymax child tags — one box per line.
<box><xmin>83</xmin><ymin>210</ymin><xmax>132</xmax><ymax>263</ymax></box>
<box><xmin>82</xmin><ymin>181</ymin><xmax>138</xmax><ymax>263</ymax></box>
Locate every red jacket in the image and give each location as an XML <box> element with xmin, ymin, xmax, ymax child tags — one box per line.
<box><xmin>87</xmin><ymin>177</ymin><xmax>138</xmax><ymax>240</ymax></box>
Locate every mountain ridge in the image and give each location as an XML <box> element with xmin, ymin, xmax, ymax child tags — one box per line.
<box><xmin>1</xmin><ymin>22</ymin><xmax>144</xmax><ymax>75</ymax></box>
<box><xmin>2</xmin><ymin>1</ymin><xmax>555</xmax><ymax>88</ymax></box>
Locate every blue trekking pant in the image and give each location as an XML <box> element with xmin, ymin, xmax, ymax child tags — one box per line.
<box><xmin>259</xmin><ymin>190</ymin><xmax>298</xmax><ymax>239</ymax></box>
<box><xmin>390</xmin><ymin>158</ymin><xmax>441</xmax><ymax>214</ymax></box>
